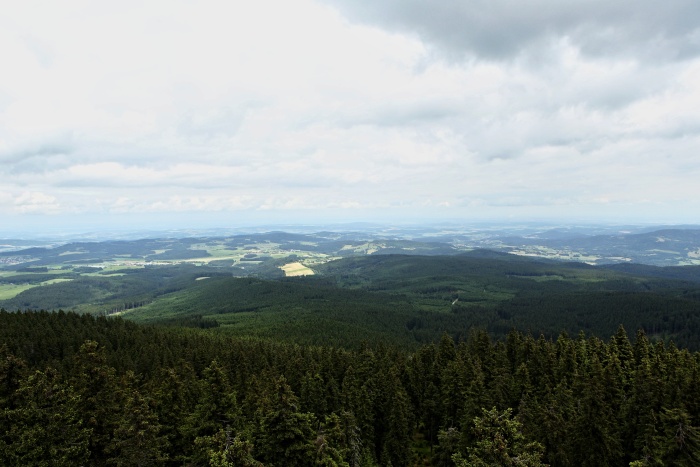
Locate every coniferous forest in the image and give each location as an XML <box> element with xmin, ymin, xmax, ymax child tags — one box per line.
<box><xmin>3</xmin><ymin>236</ymin><xmax>700</xmax><ymax>465</ymax></box>
<box><xmin>2</xmin><ymin>309</ymin><xmax>700</xmax><ymax>466</ymax></box>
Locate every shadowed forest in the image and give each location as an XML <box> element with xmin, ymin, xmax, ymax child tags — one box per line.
<box><xmin>2</xmin><ymin>310</ymin><xmax>700</xmax><ymax>466</ymax></box>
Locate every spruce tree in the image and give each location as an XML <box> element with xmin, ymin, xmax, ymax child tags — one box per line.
<box><xmin>3</xmin><ymin>368</ymin><xmax>91</xmax><ymax>466</ymax></box>
<box><xmin>70</xmin><ymin>340</ymin><xmax>120</xmax><ymax>464</ymax></box>
<box><xmin>183</xmin><ymin>360</ymin><xmax>241</xmax><ymax>464</ymax></box>
<box><xmin>257</xmin><ymin>375</ymin><xmax>317</xmax><ymax>466</ymax></box>
<box><xmin>106</xmin><ymin>371</ymin><xmax>169</xmax><ymax>466</ymax></box>
<box><xmin>458</xmin><ymin>407</ymin><xmax>546</xmax><ymax>467</ymax></box>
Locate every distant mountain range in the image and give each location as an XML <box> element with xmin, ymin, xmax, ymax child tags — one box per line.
<box><xmin>2</xmin><ymin>224</ymin><xmax>699</xmax><ymax>266</ymax></box>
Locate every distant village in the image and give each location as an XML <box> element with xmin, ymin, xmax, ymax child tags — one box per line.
<box><xmin>0</xmin><ymin>256</ymin><xmax>32</xmax><ymax>266</ymax></box>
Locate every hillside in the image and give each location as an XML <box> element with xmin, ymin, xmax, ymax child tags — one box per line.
<box><xmin>116</xmin><ymin>253</ymin><xmax>700</xmax><ymax>350</ymax></box>
<box><xmin>2</xmin><ymin>228</ymin><xmax>700</xmax><ymax>349</ymax></box>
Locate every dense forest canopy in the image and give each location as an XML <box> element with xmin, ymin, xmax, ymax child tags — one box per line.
<box><xmin>2</xmin><ymin>310</ymin><xmax>700</xmax><ymax>466</ymax></box>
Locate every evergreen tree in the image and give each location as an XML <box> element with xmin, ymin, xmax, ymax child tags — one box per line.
<box><xmin>458</xmin><ymin>407</ymin><xmax>546</xmax><ymax>467</ymax></box>
<box><xmin>569</xmin><ymin>352</ymin><xmax>622</xmax><ymax>466</ymax></box>
<box><xmin>440</xmin><ymin>355</ymin><xmax>470</xmax><ymax>428</ymax></box>
<box><xmin>183</xmin><ymin>360</ymin><xmax>241</xmax><ymax>464</ymax></box>
<box><xmin>257</xmin><ymin>375</ymin><xmax>317</xmax><ymax>466</ymax></box>
<box><xmin>197</xmin><ymin>428</ymin><xmax>262</xmax><ymax>467</ymax></box>
<box><xmin>519</xmin><ymin>381</ymin><xmax>573</xmax><ymax>466</ymax></box>
<box><xmin>70</xmin><ymin>340</ymin><xmax>120</xmax><ymax>464</ymax></box>
<box><xmin>459</xmin><ymin>356</ymin><xmax>492</xmax><ymax>442</ymax></box>
<box><xmin>630</xmin><ymin>407</ymin><xmax>700</xmax><ymax>466</ymax></box>
<box><xmin>2</xmin><ymin>368</ymin><xmax>91</xmax><ymax>466</ymax></box>
<box><xmin>300</xmin><ymin>370</ymin><xmax>328</xmax><ymax>417</ymax></box>
<box><xmin>405</xmin><ymin>343</ymin><xmax>441</xmax><ymax>450</ymax></box>
<box><xmin>625</xmin><ymin>331</ymin><xmax>663</xmax><ymax>462</ymax></box>
<box><xmin>314</xmin><ymin>413</ymin><xmax>352</xmax><ymax>467</ymax></box>
<box><xmin>0</xmin><ymin>346</ymin><xmax>28</xmax><ymax>463</ymax></box>
<box><xmin>434</xmin><ymin>427</ymin><xmax>462</xmax><ymax>467</ymax></box>
<box><xmin>611</xmin><ymin>325</ymin><xmax>634</xmax><ymax>387</ymax></box>
<box><xmin>340</xmin><ymin>364</ymin><xmax>376</xmax><ymax>460</ymax></box>
<box><xmin>377</xmin><ymin>367</ymin><xmax>413</xmax><ymax>466</ymax></box>
<box><xmin>149</xmin><ymin>362</ymin><xmax>199</xmax><ymax>464</ymax></box>
<box><xmin>106</xmin><ymin>371</ymin><xmax>169</xmax><ymax>466</ymax></box>
<box><xmin>0</xmin><ymin>344</ymin><xmax>27</xmax><ymax>408</ymax></box>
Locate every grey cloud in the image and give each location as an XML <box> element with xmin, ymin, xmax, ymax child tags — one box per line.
<box><xmin>663</xmin><ymin>122</ymin><xmax>700</xmax><ymax>140</ymax></box>
<box><xmin>322</xmin><ymin>0</ymin><xmax>700</xmax><ymax>62</ymax></box>
<box><xmin>337</xmin><ymin>100</ymin><xmax>459</xmax><ymax>128</ymax></box>
<box><xmin>0</xmin><ymin>141</ymin><xmax>73</xmax><ymax>164</ymax></box>
<box><xmin>0</xmin><ymin>138</ymin><xmax>74</xmax><ymax>175</ymax></box>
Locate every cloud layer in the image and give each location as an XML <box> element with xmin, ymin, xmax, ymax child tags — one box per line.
<box><xmin>1</xmin><ymin>0</ymin><xmax>699</xmax><ymax>228</ymax></box>
<box><xmin>323</xmin><ymin>0</ymin><xmax>700</xmax><ymax>61</ymax></box>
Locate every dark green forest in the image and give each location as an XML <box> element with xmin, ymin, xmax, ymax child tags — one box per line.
<box><xmin>112</xmin><ymin>253</ymin><xmax>700</xmax><ymax>351</ymax></box>
<box><xmin>4</xmin><ymin>250</ymin><xmax>700</xmax><ymax>465</ymax></box>
<box><xmin>2</xmin><ymin>310</ymin><xmax>700</xmax><ymax>466</ymax></box>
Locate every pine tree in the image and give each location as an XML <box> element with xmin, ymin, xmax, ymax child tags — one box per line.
<box><xmin>459</xmin><ymin>356</ymin><xmax>492</xmax><ymax>442</ymax></box>
<box><xmin>440</xmin><ymin>355</ymin><xmax>470</xmax><ymax>428</ymax></box>
<box><xmin>300</xmin><ymin>370</ymin><xmax>328</xmax><ymax>416</ymax></box>
<box><xmin>610</xmin><ymin>325</ymin><xmax>634</xmax><ymax>388</ymax></box>
<box><xmin>625</xmin><ymin>331</ymin><xmax>663</xmax><ymax>462</ymax></box>
<box><xmin>0</xmin><ymin>346</ymin><xmax>27</xmax><ymax>464</ymax></box>
<box><xmin>405</xmin><ymin>343</ymin><xmax>441</xmax><ymax>451</ymax></box>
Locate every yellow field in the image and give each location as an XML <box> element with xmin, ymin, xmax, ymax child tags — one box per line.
<box><xmin>280</xmin><ymin>262</ymin><xmax>314</xmax><ymax>277</ymax></box>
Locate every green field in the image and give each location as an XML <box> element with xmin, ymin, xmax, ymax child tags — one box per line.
<box><xmin>0</xmin><ymin>283</ymin><xmax>35</xmax><ymax>300</ymax></box>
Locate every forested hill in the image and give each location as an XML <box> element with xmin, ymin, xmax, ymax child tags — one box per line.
<box><xmin>117</xmin><ymin>253</ymin><xmax>700</xmax><ymax>350</ymax></box>
<box><xmin>2</xmin><ymin>310</ymin><xmax>700</xmax><ymax>466</ymax></box>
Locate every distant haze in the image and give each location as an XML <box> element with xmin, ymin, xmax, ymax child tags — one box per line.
<box><xmin>2</xmin><ymin>0</ymin><xmax>699</xmax><ymax>231</ymax></box>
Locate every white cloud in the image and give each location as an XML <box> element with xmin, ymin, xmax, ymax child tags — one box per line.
<box><xmin>0</xmin><ymin>0</ymin><xmax>699</xmax><ymax>227</ymax></box>
<box><xmin>12</xmin><ymin>191</ymin><xmax>62</xmax><ymax>214</ymax></box>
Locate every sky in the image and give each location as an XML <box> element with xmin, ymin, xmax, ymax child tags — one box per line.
<box><xmin>2</xmin><ymin>0</ymin><xmax>700</xmax><ymax>233</ymax></box>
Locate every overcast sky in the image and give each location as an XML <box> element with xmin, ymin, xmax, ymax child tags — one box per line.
<box><xmin>2</xmin><ymin>0</ymin><xmax>700</xmax><ymax>232</ymax></box>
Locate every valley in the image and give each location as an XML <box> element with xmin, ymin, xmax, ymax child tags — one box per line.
<box><xmin>2</xmin><ymin>225</ymin><xmax>700</xmax><ymax>350</ymax></box>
